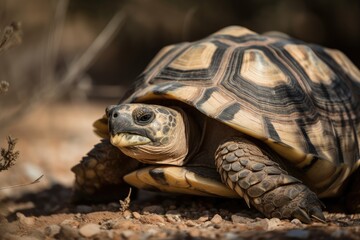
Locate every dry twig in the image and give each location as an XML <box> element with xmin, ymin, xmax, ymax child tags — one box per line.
<box><xmin>0</xmin><ymin>175</ymin><xmax>43</xmax><ymax>190</ymax></box>
<box><xmin>0</xmin><ymin>81</ymin><xmax>9</xmax><ymax>94</ymax></box>
<box><xmin>0</xmin><ymin>7</ymin><xmax>126</xmax><ymax>128</ymax></box>
<box><xmin>119</xmin><ymin>188</ymin><xmax>132</xmax><ymax>212</ymax></box>
<box><xmin>0</xmin><ymin>22</ymin><xmax>22</xmax><ymax>54</ymax></box>
<box><xmin>0</xmin><ymin>136</ymin><xmax>19</xmax><ymax>172</ymax></box>
<box><xmin>0</xmin><ymin>22</ymin><xmax>22</xmax><ymax>95</ymax></box>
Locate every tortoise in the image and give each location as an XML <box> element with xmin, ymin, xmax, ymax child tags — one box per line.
<box><xmin>71</xmin><ymin>26</ymin><xmax>360</xmax><ymax>223</ymax></box>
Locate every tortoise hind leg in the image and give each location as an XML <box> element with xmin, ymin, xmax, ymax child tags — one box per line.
<box><xmin>71</xmin><ymin>139</ymin><xmax>140</xmax><ymax>203</ymax></box>
<box><xmin>215</xmin><ymin>137</ymin><xmax>325</xmax><ymax>223</ymax></box>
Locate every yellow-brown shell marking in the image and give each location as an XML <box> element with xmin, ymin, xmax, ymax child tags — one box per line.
<box><xmin>104</xmin><ymin>26</ymin><xmax>360</xmax><ymax>197</ymax></box>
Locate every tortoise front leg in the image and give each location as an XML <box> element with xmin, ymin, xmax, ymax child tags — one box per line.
<box><xmin>71</xmin><ymin>139</ymin><xmax>140</xmax><ymax>203</ymax></box>
<box><xmin>215</xmin><ymin>137</ymin><xmax>325</xmax><ymax>223</ymax></box>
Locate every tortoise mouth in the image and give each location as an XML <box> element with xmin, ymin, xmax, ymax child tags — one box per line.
<box><xmin>110</xmin><ymin>133</ymin><xmax>151</xmax><ymax>147</ymax></box>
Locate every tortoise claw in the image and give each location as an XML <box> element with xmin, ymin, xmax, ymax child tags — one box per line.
<box><xmin>292</xmin><ymin>205</ymin><xmax>326</xmax><ymax>224</ymax></box>
<box><xmin>310</xmin><ymin>207</ymin><xmax>326</xmax><ymax>223</ymax></box>
<box><xmin>293</xmin><ymin>208</ymin><xmax>311</xmax><ymax>224</ymax></box>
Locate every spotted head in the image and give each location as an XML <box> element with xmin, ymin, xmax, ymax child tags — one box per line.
<box><xmin>106</xmin><ymin>104</ymin><xmax>189</xmax><ymax>165</ymax></box>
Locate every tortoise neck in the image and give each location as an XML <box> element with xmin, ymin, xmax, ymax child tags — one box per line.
<box><xmin>177</xmin><ymin>108</ymin><xmax>203</xmax><ymax>164</ymax></box>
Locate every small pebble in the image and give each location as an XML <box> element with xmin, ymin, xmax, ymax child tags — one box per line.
<box><xmin>16</xmin><ymin>212</ymin><xmax>35</xmax><ymax>226</ymax></box>
<box><xmin>231</xmin><ymin>214</ymin><xmax>252</xmax><ymax>224</ymax></box>
<box><xmin>211</xmin><ymin>214</ymin><xmax>222</xmax><ymax>224</ymax></box>
<box><xmin>140</xmin><ymin>214</ymin><xmax>165</xmax><ymax>225</ymax></box>
<box><xmin>165</xmin><ymin>214</ymin><xmax>178</xmax><ymax>223</ymax></box>
<box><xmin>285</xmin><ymin>229</ymin><xmax>310</xmax><ymax>239</ymax></box>
<box><xmin>185</xmin><ymin>220</ymin><xmax>197</xmax><ymax>227</ymax></box>
<box><xmin>123</xmin><ymin>210</ymin><xmax>132</xmax><ymax>219</ymax></box>
<box><xmin>267</xmin><ymin>218</ymin><xmax>281</xmax><ymax>230</ymax></box>
<box><xmin>203</xmin><ymin>221</ymin><xmax>213</xmax><ymax>227</ymax></box>
<box><xmin>61</xmin><ymin>219</ymin><xmax>79</xmax><ymax>227</ymax></box>
<box><xmin>197</xmin><ymin>216</ymin><xmax>209</xmax><ymax>222</ymax></box>
<box><xmin>79</xmin><ymin>223</ymin><xmax>101</xmax><ymax>237</ymax></box>
<box><xmin>44</xmin><ymin>224</ymin><xmax>61</xmax><ymax>237</ymax></box>
<box><xmin>122</xmin><ymin>230</ymin><xmax>134</xmax><ymax>239</ymax></box>
<box><xmin>291</xmin><ymin>218</ymin><xmax>303</xmax><ymax>226</ymax></box>
<box><xmin>132</xmin><ymin>211</ymin><xmax>141</xmax><ymax>219</ymax></box>
<box><xmin>57</xmin><ymin>225</ymin><xmax>80</xmax><ymax>239</ymax></box>
<box><xmin>248</xmin><ymin>218</ymin><xmax>269</xmax><ymax>230</ymax></box>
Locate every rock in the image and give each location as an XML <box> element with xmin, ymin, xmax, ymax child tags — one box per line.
<box><xmin>132</xmin><ymin>211</ymin><xmax>141</xmax><ymax>219</ymax></box>
<box><xmin>185</xmin><ymin>220</ymin><xmax>198</xmax><ymax>227</ymax></box>
<box><xmin>211</xmin><ymin>214</ymin><xmax>223</xmax><ymax>224</ymax></box>
<box><xmin>165</xmin><ymin>210</ymin><xmax>181</xmax><ymax>223</ymax></box>
<box><xmin>123</xmin><ymin>210</ymin><xmax>132</xmax><ymax>219</ymax></box>
<box><xmin>61</xmin><ymin>219</ymin><xmax>79</xmax><ymax>227</ymax></box>
<box><xmin>246</xmin><ymin>218</ymin><xmax>269</xmax><ymax>231</ymax></box>
<box><xmin>122</xmin><ymin>230</ymin><xmax>135</xmax><ymax>238</ymax></box>
<box><xmin>267</xmin><ymin>218</ymin><xmax>281</xmax><ymax>230</ymax></box>
<box><xmin>165</xmin><ymin>214</ymin><xmax>178</xmax><ymax>223</ymax></box>
<box><xmin>285</xmin><ymin>229</ymin><xmax>310</xmax><ymax>239</ymax></box>
<box><xmin>142</xmin><ymin>205</ymin><xmax>165</xmax><ymax>215</ymax></box>
<box><xmin>291</xmin><ymin>218</ymin><xmax>303</xmax><ymax>226</ymax></box>
<box><xmin>16</xmin><ymin>212</ymin><xmax>35</xmax><ymax>226</ymax></box>
<box><xmin>231</xmin><ymin>213</ymin><xmax>253</xmax><ymax>224</ymax></box>
<box><xmin>75</xmin><ymin>205</ymin><xmax>93</xmax><ymax>213</ymax></box>
<box><xmin>203</xmin><ymin>221</ymin><xmax>213</xmax><ymax>227</ymax></box>
<box><xmin>112</xmin><ymin>219</ymin><xmax>141</xmax><ymax>231</ymax></box>
<box><xmin>79</xmin><ymin>223</ymin><xmax>101</xmax><ymax>237</ymax></box>
<box><xmin>140</xmin><ymin>214</ymin><xmax>165</xmax><ymax>225</ymax></box>
<box><xmin>44</xmin><ymin>224</ymin><xmax>61</xmax><ymax>237</ymax></box>
<box><xmin>57</xmin><ymin>225</ymin><xmax>80</xmax><ymax>239</ymax></box>
<box><xmin>198</xmin><ymin>216</ymin><xmax>209</xmax><ymax>222</ymax></box>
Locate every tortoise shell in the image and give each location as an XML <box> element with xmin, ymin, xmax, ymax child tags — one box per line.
<box><xmin>99</xmin><ymin>26</ymin><xmax>360</xmax><ymax>197</ymax></box>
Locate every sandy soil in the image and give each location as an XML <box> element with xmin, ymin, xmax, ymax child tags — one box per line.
<box><xmin>1</xmin><ymin>102</ymin><xmax>360</xmax><ymax>240</ymax></box>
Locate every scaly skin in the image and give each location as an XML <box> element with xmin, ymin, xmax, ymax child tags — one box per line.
<box><xmin>215</xmin><ymin>137</ymin><xmax>325</xmax><ymax>223</ymax></box>
<box><xmin>71</xmin><ymin>139</ymin><xmax>140</xmax><ymax>203</ymax></box>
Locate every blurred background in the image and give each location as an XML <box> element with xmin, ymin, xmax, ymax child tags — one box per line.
<box><xmin>0</xmin><ymin>0</ymin><xmax>359</xmax><ymax>198</ymax></box>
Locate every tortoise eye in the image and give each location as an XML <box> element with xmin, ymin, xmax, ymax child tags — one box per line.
<box><xmin>133</xmin><ymin>107</ymin><xmax>155</xmax><ymax>125</ymax></box>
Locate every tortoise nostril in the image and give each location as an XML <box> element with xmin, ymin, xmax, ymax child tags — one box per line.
<box><xmin>113</xmin><ymin>113</ymin><xmax>119</xmax><ymax>118</ymax></box>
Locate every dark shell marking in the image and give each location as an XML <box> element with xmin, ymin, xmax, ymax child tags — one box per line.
<box><xmin>122</xmin><ymin>26</ymin><xmax>360</xmax><ymax>197</ymax></box>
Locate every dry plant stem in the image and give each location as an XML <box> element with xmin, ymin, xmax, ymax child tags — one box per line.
<box><xmin>0</xmin><ymin>81</ymin><xmax>9</xmax><ymax>94</ymax></box>
<box><xmin>0</xmin><ymin>22</ymin><xmax>22</xmax><ymax>54</ymax></box>
<box><xmin>0</xmin><ymin>175</ymin><xmax>43</xmax><ymax>190</ymax></box>
<box><xmin>58</xmin><ymin>10</ymin><xmax>126</xmax><ymax>89</ymax></box>
<box><xmin>119</xmin><ymin>188</ymin><xmax>132</xmax><ymax>212</ymax></box>
<box><xmin>0</xmin><ymin>9</ymin><xmax>126</xmax><ymax>128</ymax></box>
<box><xmin>41</xmin><ymin>0</ymin><xmax>69</xmax><ymax>86</ymax></box>
<box><xmin>0</xmin><ymin>136</ymin><xmax>19</xmax><ymax>172</ymax></box>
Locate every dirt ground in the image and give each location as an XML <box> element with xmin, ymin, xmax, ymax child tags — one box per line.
<box><xmin>1</xmin><ymin>102</ymin><xmax>360</xmax><ymax>240</ymax></box>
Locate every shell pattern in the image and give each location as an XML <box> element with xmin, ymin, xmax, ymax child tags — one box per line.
<box><xmin>121</xmin><ymin>26</ymin><xmax>360</xmax><ymax>197</ymax></box>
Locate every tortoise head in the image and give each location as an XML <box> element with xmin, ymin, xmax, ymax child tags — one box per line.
<box><xmin>106</xmin><ymin>104</ymin><xmax>189</xmax><ymax>165</ymax></box>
